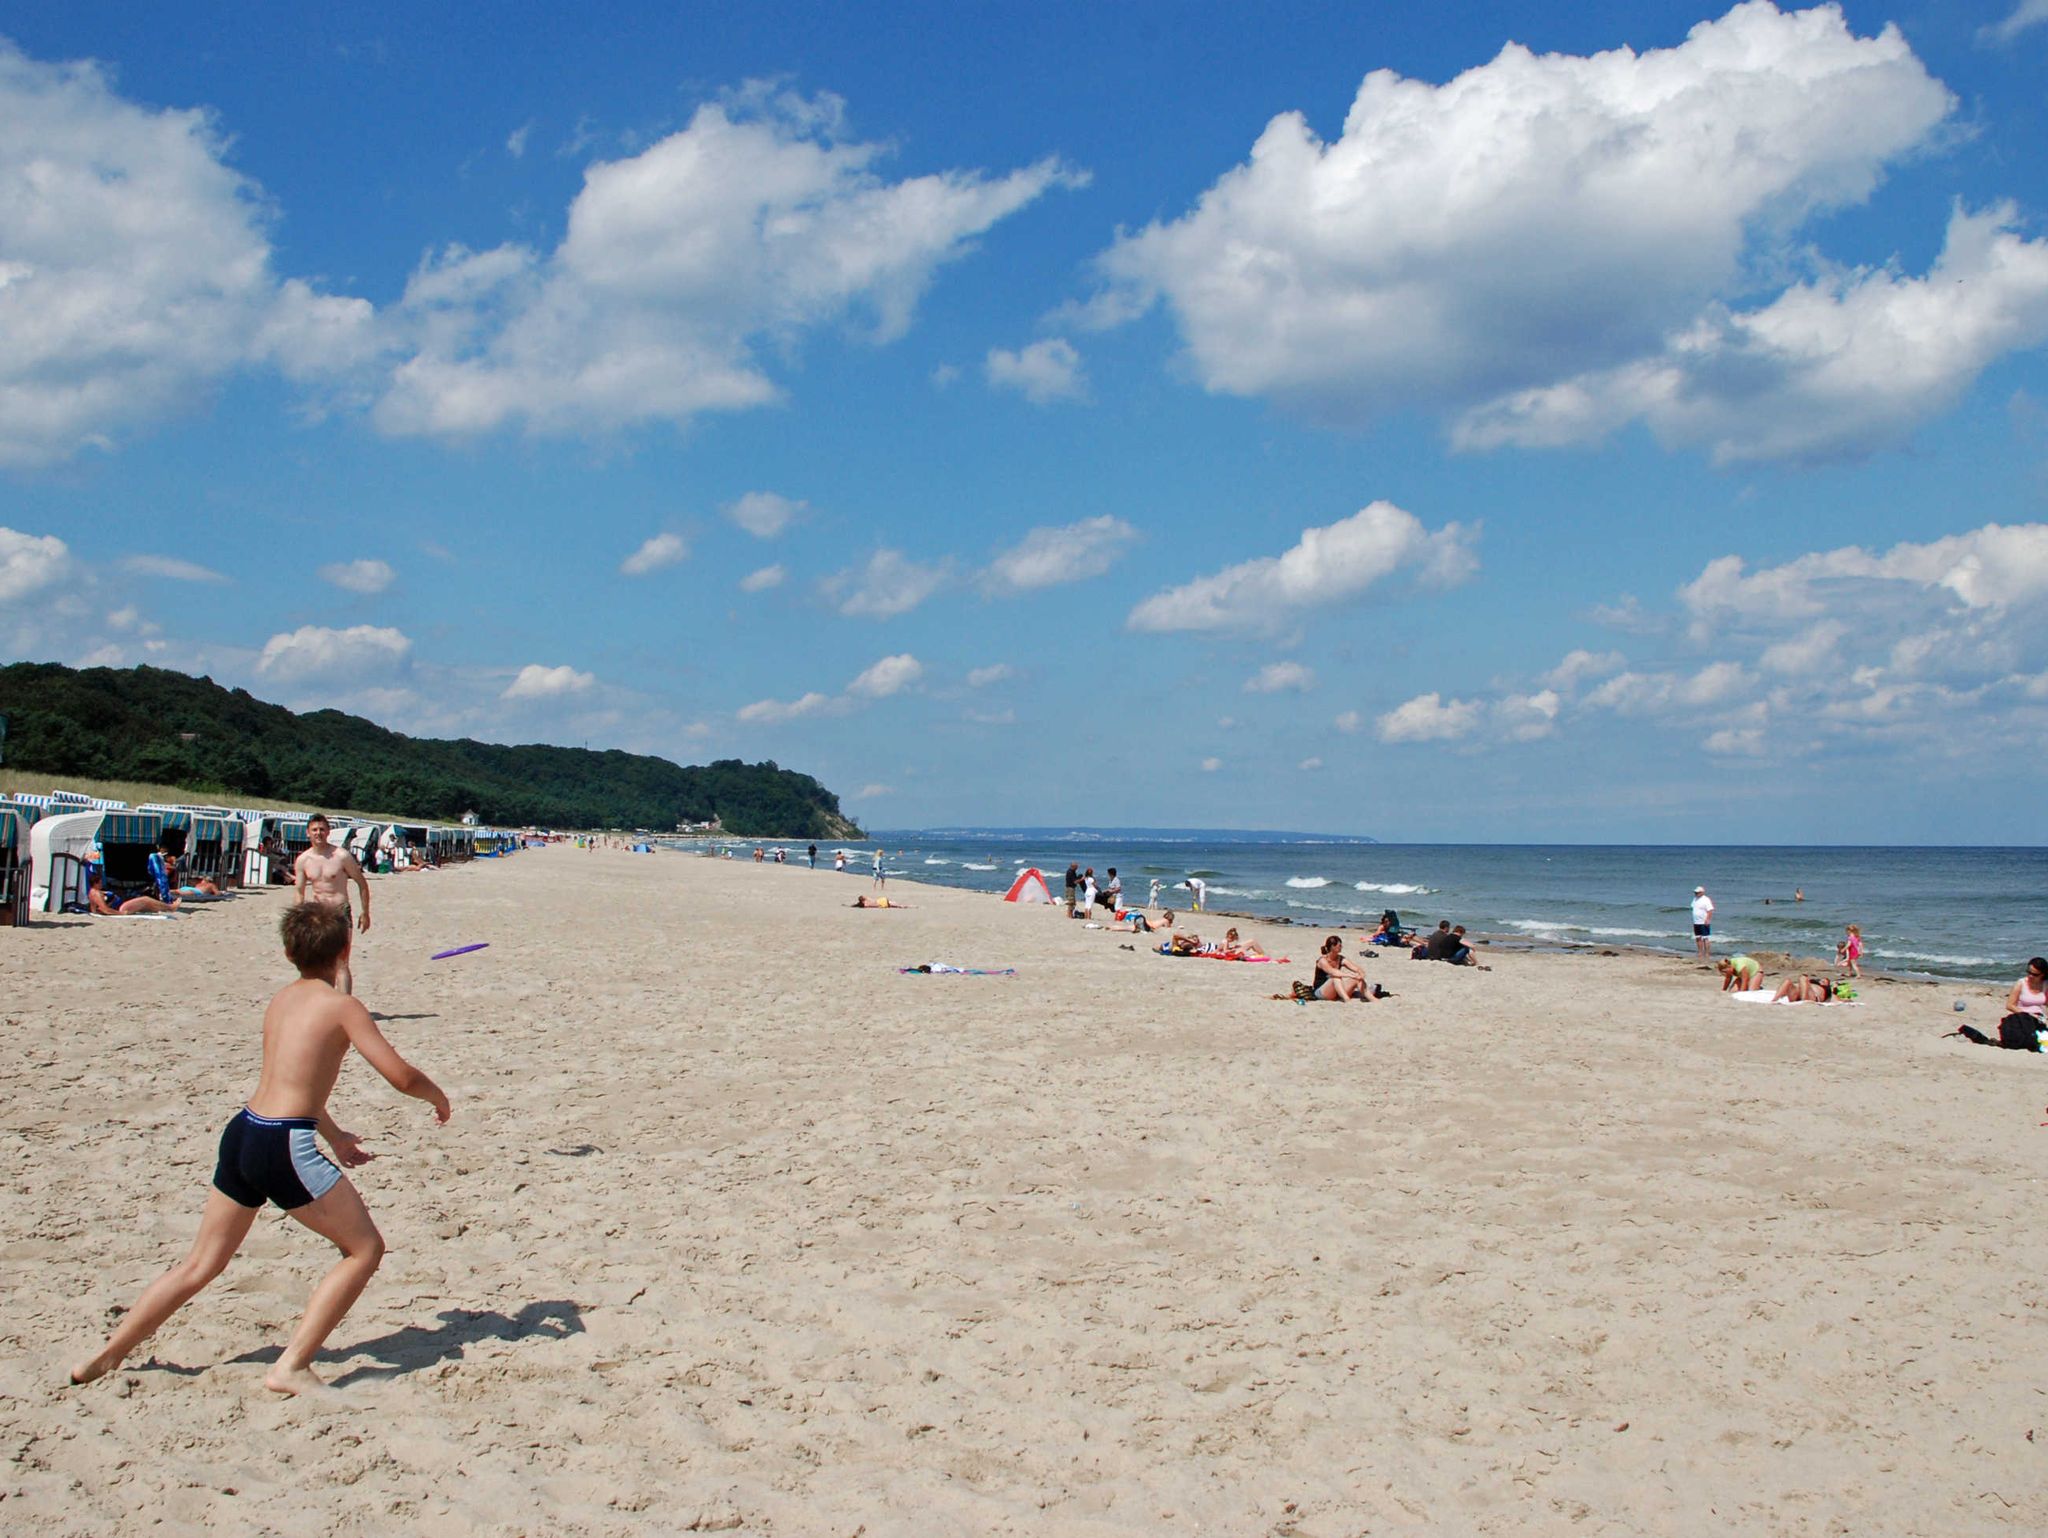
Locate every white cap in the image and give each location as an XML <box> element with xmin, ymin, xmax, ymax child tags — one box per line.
<box><xmin>1693</xmin><ymin>885</ymin><xmax>1705</xmax><ymax>894</ymax></box>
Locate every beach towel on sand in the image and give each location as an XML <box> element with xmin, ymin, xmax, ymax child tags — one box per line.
<box><xmin>899</xmin><ymin>964</ymin><xmax>1017</xmax><ymax>976</ymax></box>
<box><xmin>1729</xmin><ymin>988</ymin><xmax>1857</xmax><ymax>1006</ymax></box>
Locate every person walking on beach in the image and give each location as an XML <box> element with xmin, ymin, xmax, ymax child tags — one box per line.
<box><xmin>296</xmin><ymin>815</ymin><xmax>371</xmax><ymax>996</ymax></box>
<box><xmin>808</xmin><ymin>843</ymin><xmax>817</xmax><ymax>870</ymax></box>
<box><xmin>1835</xmin><ymin>924</ymin><xmax>1863</xmax><ymax>977</ymax></box>
<box><xmin>68</xmin><ymin>903</ymin><xmax>451</xmax><ymax>1397</ymax></box>
<box><xmin>1691</xmin><ymin>885</ymin><xmax>1715</xmax><ymax>961</ymax></box>
<box><xmin>1064</xmin><ymin>863</ymin><xmax>1080</xmax><ymax>915</ymax></box>
<box><xmin>873</xmin><ymin>848</ymin><xmax>886</xmax><ymax>891</ymax></box>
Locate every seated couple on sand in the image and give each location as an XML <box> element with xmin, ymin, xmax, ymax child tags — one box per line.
<box><xmin>1414</xmin><ymin>921</ymin><xmax>1484</xmax><ymax>967</ymax></box>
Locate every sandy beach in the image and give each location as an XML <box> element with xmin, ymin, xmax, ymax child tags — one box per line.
<box><xmin>3</xmin><ymin>846</ymin><xmax>2046</xmax><ymax>1536</ymax></box>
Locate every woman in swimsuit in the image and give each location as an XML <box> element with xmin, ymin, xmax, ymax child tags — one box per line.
<box><xmin>1770</xmin><ymin>973</ymin><xmax>1835</xmax><ymax>1004</ymax></box>
<box><xmin>1222</xmin><ymin>927</ymin><xmax>1267</xmax><ymax>959</ymax></box>
<box><xmin>2004</xmin><ymin>957</ymin><xmax>2048</xmax><ymax>1022</ymax></box>
<box><xmin>1313</xmin><ymin>935</ymin><xmax>1368</xmax><ymax>1001</ymax></box>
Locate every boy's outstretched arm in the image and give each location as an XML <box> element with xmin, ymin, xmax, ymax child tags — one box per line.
<box><xmin>339</xmin><ymin>1000</ymin><xmax>452</xmax><ymax>1122</ymax></box>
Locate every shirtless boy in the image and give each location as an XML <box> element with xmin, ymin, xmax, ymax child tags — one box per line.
<box><xmin>69</xmin><ymin>903</ymin><xmax>450</xmax><ymax>1397</ymax></box>
<box><xmin>295</xmin><ymin>814</ymin><xmax>371</xmax><ymax>994</ymax></box>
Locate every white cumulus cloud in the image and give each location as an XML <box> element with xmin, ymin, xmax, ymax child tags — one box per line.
<box><xmin>1200</xmin><ymin>757</ymin><xmax>1222</xmax><ymax>772</ymax></box>
<box><xmin>982</xmin><ymin>515</ymin><xmax>1136</xmax><ymax>593</ymax></box>
<box><xmin>823</xmin><ymin>549</ymin><xmax>950</xmax><ymax>619</ymax></box>
<box><xmin>966</xmin><ymin>663</ymin><xmax>1015</xmax><ymax>688</ymax></box>
<box><xmin>738</xmin><ymin>563</ymin><xmax>786</xmax><ymax>592</ymax></box>
<box><xmin>846</xmin><ymin>653</ymin><xmax>924</xmax><ymax>699</ymax></box>
<box><xmin>986</xmin><ymin>337</ymin><xmax>1087</xmax><ymax>403</ymax></box>
<box><xmin>0</xmin><ymin>527</ymin><xmax>72</xmax><ymax>603</ymax></box>
<box><xmin>1127</xmin><ymin>501</ymin><xmax>1475</xmax><ymax>634</ymax></box>
<box><xmin>725</xmin><ymin>491</ymin><xmax>804</xmax><ymax>538</ymax></box>
<box><xmin>1378</xmin><ymin>692</ymin><xmax>1483</xmax><ymax>743</ymax></box>
<box><xmin>0</xmin><ymin>43</ymin><xmax>373</xmax><ymax>466</ymax></box>
<box><xmin>1457</xmin><ymin>204</ymin><xmax>2048</xmax><ymax>463</ymax></box>
<box><xmin>503</xmin><ymin>662</ymin><xmax>596</xmax><ymax>700</ymax></box>
<box><xmin>1088</xmin><ymin>3</ymin><xmax>2017</xmax><ymax>463</ymax></box>
<box><xmin>373</xmin><ymin>90</ymin><xmax>1082</xmax><ymax>440</ymax></box>
<box><xmin>319</xmin><ymin>558</ymin><xmax>396</xmax><ymax>595</ymax></box>
<box><xmin>256</xmin><ymin>624</ymin><xmax>411</xmax><ymax>681</ymax></box>
<box><xmin>1244</xmin><ymin>661</ymin><xmax>1315</xmax><ymax>693</ymax></box>
<box><xmin>621</xmin><ymin>532</ymin><xmax>689</xmax><ymax>576</ymax></box>
<box><xmin>738</xmin><ymin>691</ymin><xmax>832</xmax><ymax>724</ymax></box>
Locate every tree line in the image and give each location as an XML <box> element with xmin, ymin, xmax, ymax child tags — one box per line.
<box><xmin>0</xmin><ymin>663</ymin><xmax>862</xmax><ymax>837</ymax></box>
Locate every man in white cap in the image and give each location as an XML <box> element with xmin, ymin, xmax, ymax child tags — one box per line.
<box><xmin>1691</xmin><ymin>885</ymin><xmax>1715</xmax><ymax>961</ymax></box>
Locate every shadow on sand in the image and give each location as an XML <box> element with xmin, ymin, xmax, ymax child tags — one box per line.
<box><xmin>230</xmin><ymin>1300</ymin><xmax>585</xmax><ymax>1386</ymax></box>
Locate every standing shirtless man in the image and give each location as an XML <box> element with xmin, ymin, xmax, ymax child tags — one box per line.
<box><xmin>296</xmin><ymin>815</ymin><xmax>371</xmax><ymax>995</ymax></box>
<box><xmin>69</xmin><ymin>903</ymin><xmax>451</xmax><ymax>1396</ymax></box>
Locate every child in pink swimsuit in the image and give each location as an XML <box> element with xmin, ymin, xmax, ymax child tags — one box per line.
<box><xmin>1835</xmin><ymin>924</ymin><xmax>1863</xmax><ymax>978</ymax></box>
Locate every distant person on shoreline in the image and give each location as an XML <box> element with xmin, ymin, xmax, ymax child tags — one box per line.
<box><xmin>1101</xmin><ymin>867</ymin><xmax>1122</xmax><ymax>916</ymax></box>
<box><xmin>1147</xmin><ymin>877</ymin><xmax>1161</xmax><ymax>908</ymax></box>
<box><xmin>1184</xmin><ymin>875</ymin><xmax>1206</xmax><ymax>912</ymax></box>
<box><xmin>67</xmin><ymin>903</ymin><xmax>451</xmax><ymax>1397</ymax></box>
<box><xmin>1835</xmin><ymin>924</ymin><xmax>1863</xmax><ymax>977</ymax></box>
<box><xmin>295</xmin><ymin>815</ymin><xmax>371</xmax><ymax>997</ymax></box>
<box><xmin>808</xmin><ymin>843</ymin><xmax>817</xmax><ymax>869</ymax></box>
<box><xmin>1717</xmin><ymin>955</ymin><xmax>1763</xmax><ymax>991</ymax></box>
<box><xmin>1691</xmin><ymin>885</ymin><xmax>1715</xmax><ymax>961</ymax></box>
<box><xmin>1064</xmin><ymin>864</ymin><xmax>1080</xmax><ymax>914</ymax></box>
<box><xmin>873</xmin><ymin>848</ymin><xmax>886</xmax><ymax>891</ymax></box>
<box><xmin>834</xmin><ymin>849</ymin><xmax>846</xmax><ymax>872</ymax></box>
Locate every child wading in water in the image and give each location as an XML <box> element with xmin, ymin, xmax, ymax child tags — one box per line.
<box><xmin>69</xmin><ymin>903</ymin><xmax>451</xmax><ymax>1397</ymax></box>
<box><xmin>1835</xmin><ymin>923</ymin><xmax>1864</xmax><ymax>978</ymax></box>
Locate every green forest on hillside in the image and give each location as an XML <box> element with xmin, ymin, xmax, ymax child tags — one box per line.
<box><xmin>0</xmin><ymin>663</ymin><xmax>860</xmax><ymax>837</ymax></box>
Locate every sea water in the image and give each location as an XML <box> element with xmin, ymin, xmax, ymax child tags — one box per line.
<box><xmin>728</xmin><ymin>833</ymin><xmax>2047</xmax><ymax>985</ymax></box>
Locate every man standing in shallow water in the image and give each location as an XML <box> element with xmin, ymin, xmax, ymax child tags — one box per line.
<box><xmin>296</xmin><ymin>815</ymin><xmax>372</xmax><ymax>995</ymax></box>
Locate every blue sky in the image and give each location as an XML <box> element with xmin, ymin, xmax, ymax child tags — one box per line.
<box><xmin>3</xmin><ymin>1</ymin><xmax>2047</xmax><ymax>841</ymax></box>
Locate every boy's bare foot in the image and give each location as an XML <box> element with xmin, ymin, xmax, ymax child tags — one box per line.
<box><xmin>68</xmin><ymin>1348</ymin><xmax>121</xmax><ymax>1386</ymax></box>
<box><xmin>264</xmin><ymin>1364</ymin><xmax>341</xmax><ymax>1399</ymax></box>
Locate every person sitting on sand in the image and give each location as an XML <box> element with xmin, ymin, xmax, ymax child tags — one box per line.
<box><xmin>68</xmin><ymin>903</ymin><xmax>451</xmax><ymax>1398</ymax></box>
<box><xmin>1717</xmin><ymin>954</ymin><xmax>1763</xmax><ymax>992</ymax></box>
<box><xmin>87</xmin><ymin>867</ymin><xmax>180</xmax><ymax>916</ymax></box>
<box><xmin>1120</xmin><ymin>907</ymin><xmax>1163</xmax><ymax>933</ymax></box>
<box><xmin>852</xmin><ymin>895</ymin><xmax>909</xmax><ymax>908</ymax></box>
<box><xmin>2003</xmin><ymin>957</ymin><xmax>2048</xmax><ymax>1023</ymax></box>
<box><xmin>1313</xmin><ymin>935</ymin><xmax>1369</xmax><ymax>1001</ymax></box>
<box><xmin>1771</xmin><ymin>973</ymin><xmax>1836</xmax><ymax>1004</ymax></box>
<box><xmin>1222</xmin><ymin>927</ymin><xmax>1267</xmax><ymax>959</ymax></box>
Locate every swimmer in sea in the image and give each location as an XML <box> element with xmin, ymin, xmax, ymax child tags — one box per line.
<box><xmin>68</xmin><ymin>903</ymin><xmax>450</xmax><ymax>1398</ymax></box>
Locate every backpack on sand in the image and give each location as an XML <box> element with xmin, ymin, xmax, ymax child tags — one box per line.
<box><xmin>1998</xmin><ymin>1014</ymin><xmax>2043</xmax><ymax>1051</ymax></box>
